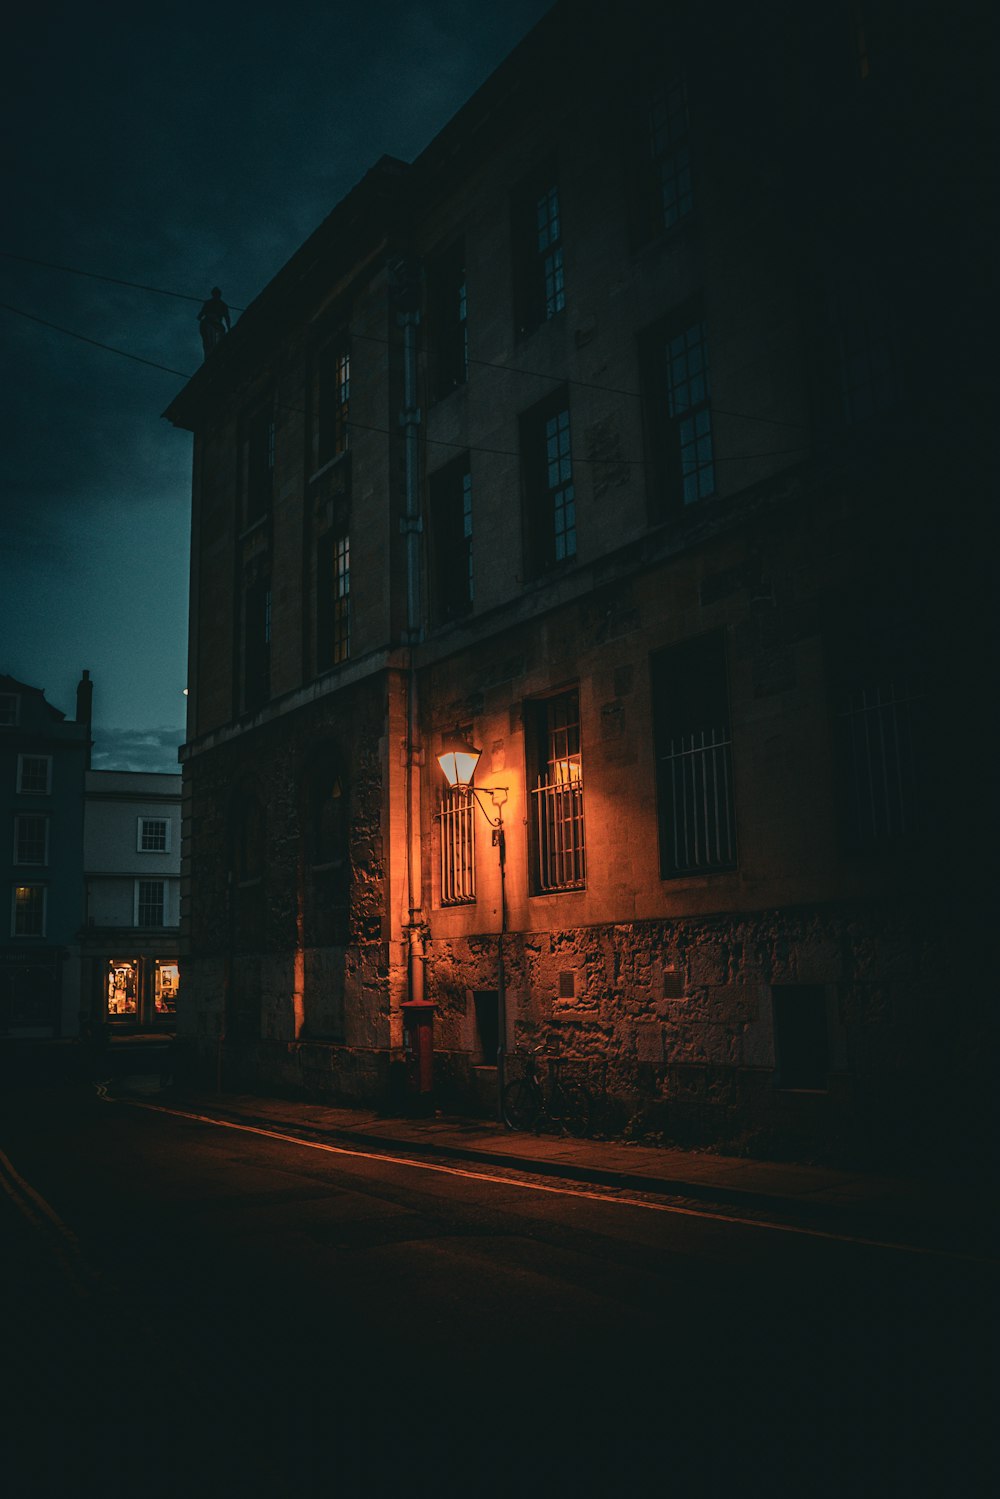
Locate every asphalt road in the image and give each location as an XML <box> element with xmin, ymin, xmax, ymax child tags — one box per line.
<box><xmin>0</xmin><ymin>1087</ymin><xmax>992</xmax><ymax>1499</ymax></box>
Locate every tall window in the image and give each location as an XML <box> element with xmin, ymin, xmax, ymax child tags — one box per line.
<box><xmin>155</xmin><ymin>960</ymin><xmax>179</xmax><ymax>1015</ymax></box>
<box><xmin>637</xmin><ymin>75</ymin><xmax>693</xmax><ymax>241</ymax></box>
<box><xmin>14</xmin><ymin>815</ymin><xmax>48</xmax><ymax>865</ymax></box>
<box><xmin>643</xmin><ymin>307</ymin><xmax>715</xmax><ymax>511</ymax></box>
<box><xmin>316</xmin><ymin>339</ymin><xmax>350</xmax><ymax>468</ymax></box>
<box><xmin>429</xmin><ymin>456</ymin><xmax>473</xmax><ymax>623</ymax></box>
<box><xmin>13</xmin><ymin>885</ymin><xmax>46</xmax><ymax>936</ymax></box>
<box><xmin>829</xmin><ymin>602</ymin><xmax>922</xmax><ymax>849</ymax></box>
<box><xmin>521</xmin><ymin>394</ymin><xmax>576</xmax><ymax>575</ymax></box>
<box><xmin>17</xmin><ymin>755</ymin><xmax>52</xmax><ymax>794</ymax></box>
<box><xmin>527</xmin><ymin>691</ymin><xmax>586</xmax><ymax>893</ymax></box>
<box><xmin>107</xmin><ymin>959</ymin><xmax>139</xmax><ymax>1017</ymax></box>
<box><xmin>652</xmin><ymin>633</ymin><xmax>736</xmax><ymax>878</ymax></box>
<box><xmin>831</xmin><ymin>281</ymin><xmax>900</xmax><ymax>426</ymax></box>
<box><xmin>428</xmin><ymin>240</ymin><xmax>468</xmax><ymax>400</ymax></box>
<box><xmin>243</xmin><ymin>574</ymin><xmax>272</xmax><ymax>712</ymax></box>
<box><xmin>512</xmin><ymin>167</ymin><xmax>566</xmax><ymax>338</ymax></box>
<box><xmin>317</xmin><ymin>532</ymin><xmax>350</xmax><ymax>669</ymax></box>
<box><xmin>136</xmin><ymin>880</ymin><xmax>165</xmax><ymax>928</ymax></box>
<box><xmin>137</xmin><ymin>817</ymin><xmax>169</xmax><ymax>852</ymax></box>
<box><xmin>242</xmin><ymin>399</ymin><xmax>275</xmax><ymax>526</ymax></box>
<box><xmin>0</xmin><ymin>692</ymin><xmax>19</xmax><ymax>726</ymax></box>
<box><xmin>440</xmin><ymin>788</ymin><xmax>476</xmax><ymax>906</ymax></box>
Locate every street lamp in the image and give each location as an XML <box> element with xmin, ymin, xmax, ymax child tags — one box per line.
<box><xmin>436</xmin><ymin>731</ymin><xmax>509</xmax><ymax>1122</ymax></box>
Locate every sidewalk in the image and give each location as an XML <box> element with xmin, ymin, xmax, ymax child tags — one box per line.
<box><xmin>147</xmin><ymin>1086</ymin><xmax>995</xmax><ymax>1262</ymax></box>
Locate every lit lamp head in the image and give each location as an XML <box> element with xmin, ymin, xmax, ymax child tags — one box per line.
<box><xmin>437</xmin><ymin>731</ymin><xmax>482</xmax><ymax>792</ymax></box>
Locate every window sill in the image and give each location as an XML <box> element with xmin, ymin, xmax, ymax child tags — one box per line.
<box><xmin>238</xmin><ymin>514</ymin><xmax>270</xmax><ymax>543</ymax></box>
<box><xmin>307</xmin><ymin>450</ymin><xmax>350</xmax><ymax>485</ymax></box>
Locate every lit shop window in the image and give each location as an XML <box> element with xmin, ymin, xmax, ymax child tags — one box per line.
<box><xmin>107</xmin><ymin>960</ymin><xmax>139</xmax><ymax>1018</ymax></box>
<box><xmin>155</xmin><ymin>961</ymin><xmax>179</xmax><ymax>1015</ymax></box>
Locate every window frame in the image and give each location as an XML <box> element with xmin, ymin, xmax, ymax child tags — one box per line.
<box><xmin>137</xmin><ymin>816</ymin><xmax>170</xmax><ymax>854</ymax></box>
<box><xmin>428</xmin><ymin>454</ymin><xmax>474</xmax><ymax>624</ymax></box>
<box><xmin>520</xmin><ymin>390</ymin><xmax>577</xmax><ymax>577</ymax></box>
<box><xmin>512</xmin><ymin>163</ymin><xmax>566</xmax><ymax>340</ymax></box>
<box><xmin>427</xmin><ymin>238</ymin><xmax>469</xmax><ymax>401</ymax></box>
<box><xmin>316</xmin><ymin>530</ymin><xmax>351</xmax><ymax>670</ymax></box>
<box><xmin>641</xmin><ymin>303</ymin><xmax>716</xmax><ymax>515</ymax></box>
<box><xmin>17</xmin><ymin>754</ymin><xmax>53</xmax><ymax>795</ymax></box>
<box><xmin>651</xmin><ymin>631</ymin><xmax>737</xmax><ymax>880</ymax></box>
<box><xmin>14</xmin><ymin>813</ymin><xmax>49</xmax><ymax>866</ymax></box>
<box><xmin>12</xmin><ymin>883</ymin><xmax>47</xmax><ymax>937</ymax></box>
<box><xmin>134</xmin><ymin>878</ymin><xmax>166</xmax><ymax>929</ymax></box>
<box><xmin>0</xmin><ymin>692</ymin><xmax>20</xmax><ymax>726</ymax></box>
<box><xmin>526</xmin><ymin>689</ymin><xmax>586</xmax><ymax>895</ymax></box>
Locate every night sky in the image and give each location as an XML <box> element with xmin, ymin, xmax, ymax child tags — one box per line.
<box><xmin>1</xmin><ymin>0</ymin><xmax>552</xmax><ymax>771</ymax></box>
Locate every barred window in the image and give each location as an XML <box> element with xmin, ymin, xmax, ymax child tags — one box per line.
<box><xmin>439</xmin><ymin>788</ymin><xmax>476</xmax><ymax>905</ymax></box>
<box><xmin>837</xmin><ymin>681</ymin><xmax>920</xmax><ymax>846</ymax></box>
<box><xmin>652</xmin><ymin>632</ymin><xmax>736</xmax><ymax>878</ymax></box>
<box><xmin>527</xmin><ymin>691</ymin><xmax>585</xmax><ymax>893</ymax></box>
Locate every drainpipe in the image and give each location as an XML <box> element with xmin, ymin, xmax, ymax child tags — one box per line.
<box><xmin>397</xmin><ymin>264</ymin><xmax>426</xmax><ymax>1011</ymax></box>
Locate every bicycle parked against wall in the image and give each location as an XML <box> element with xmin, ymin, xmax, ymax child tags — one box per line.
<box><xmin>502</xmin><ymin>1044</ymin><xmax>592</xmax><ymax>1138</ymax></box>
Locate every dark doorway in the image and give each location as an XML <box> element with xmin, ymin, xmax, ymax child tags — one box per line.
<box><xmin>473</xmin><ymin>990</ymin><xmax>499</xmax><ymax>1065</ymax></box>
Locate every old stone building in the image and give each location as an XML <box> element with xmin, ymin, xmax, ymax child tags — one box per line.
<box><xmin>165</xmin><ymin>1</ymin><xmax>988</xmax><ymax>1161</ymax></box>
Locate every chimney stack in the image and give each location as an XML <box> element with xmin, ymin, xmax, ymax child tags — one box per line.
<box><xmin>76</xmin><ymin>669</ymin><xmax>93</xmax><ymax>768</ymax></box>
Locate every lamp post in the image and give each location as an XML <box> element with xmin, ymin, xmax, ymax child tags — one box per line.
<box><xmin>437</xmin><ymin>733</ymin><xmax>508</xmax><ymax>1123</ymax></box>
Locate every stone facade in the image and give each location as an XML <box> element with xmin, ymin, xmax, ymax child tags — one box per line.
<box><xmin>166</xmin><ymin>2</ymin><xmax>988</xmax><ymax>1165</ymax></box>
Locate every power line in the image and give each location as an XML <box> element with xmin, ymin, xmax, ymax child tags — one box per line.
<box><xmin>0</xmin><ymin>250</ymin><xmax>248</xmax><ymax>312</ymax></box>
<box><xmin>3</xmin><ymin>248</ymin><xmax>805</xmax><ymax>431</ymax></box>
<box><xmin>0</xmin><ymin>297</ymin><xmax>803</xmax><ymax>470</ymax></box>
<box><xmin>0</xmin><ymin>302</ymin><xmax>193</xmax><ymax>379</ymax></box>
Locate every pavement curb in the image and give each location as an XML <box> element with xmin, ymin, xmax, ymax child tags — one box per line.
<box><xmin>142</xmin><ymin>1093</ymin><xmax>861</xmax><ymax>1219</ymax></box>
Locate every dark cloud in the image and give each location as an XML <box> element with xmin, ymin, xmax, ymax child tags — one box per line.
<box><xmin>1</xmin><ymin>0</ymin><xmax>553</xmax><ymax>738</ymax></box>
<box><xmin>91</xmin><ymin>727</ymin><xmax>185</xmax><ymax>776</ymax></box>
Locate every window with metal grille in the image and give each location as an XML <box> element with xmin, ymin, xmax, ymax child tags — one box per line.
<box><xmin>12</xmin><ymin>884</ymin><xmax>46</xmax><ymax>936</ymax></box>
<box><xmin>837</xmin><ymin>682</ymin><xmax>920</xmax><ymax>846</ymax></box>
<box><xmin>316</xmin><ymin>340</ymin><xmax>350</xmax><ymax>467</ymax></box>
<box><xmin>138</xmin><ymin>817</ymin><xmax>168</xmax><ymax>852</ymax></box>
<box><xmin>652</xmin><ymin>633</ymin><xmax>736</xmax><ymax>879</ymax></box>
<box><xmin>17</xmin><ymin>755</ymin><xmax>52</xmax><ymax>794</ymax></box>
<box><xmin>136</xmin><ymin>880</ymin><xmax>165</xmax><ymax>928</ymax></box>
<box><xmin>429</xmin><ymin>456</ymin><xmax>473</xmax><ymax>623</ymax></box>
<box><xmin>521</xmin><ymin>393</ymin><xmax>576</xmax><ymax>575</ymax></box>
<box><xmin>439</xmin><ymin>788</ymin><xmax>476</xmax><ymax>905</ymax></box>
<box><xmin>428</xmin><ymin>239</ymin><xmax>468</xmax><ymax>399</ymax></box>
<box><xmin>512</xmin><ymin>165</ymin><xmax>566</xmax><ymax>338</ymax></box>
<box><xmin>14</xmin><ymin>815</ymin><xmax>48</xmax><ymax>865</ymax></box>
<box><xmin>527</xmin><ymin>691</ymin><xmax>586</xmax><ymax>893</ymax></box>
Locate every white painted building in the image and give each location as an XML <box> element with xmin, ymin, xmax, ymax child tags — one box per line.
<box><xmin>82</xmin><ymin>770</ymin><xmax>181</xmax><ymax>1029</ymax></box>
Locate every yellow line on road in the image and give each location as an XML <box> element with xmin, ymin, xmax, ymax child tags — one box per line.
<box><xmin>128</xmin><ymin>1102</ymin><xmax>993</xmax><ymax>1265</ymax></box>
